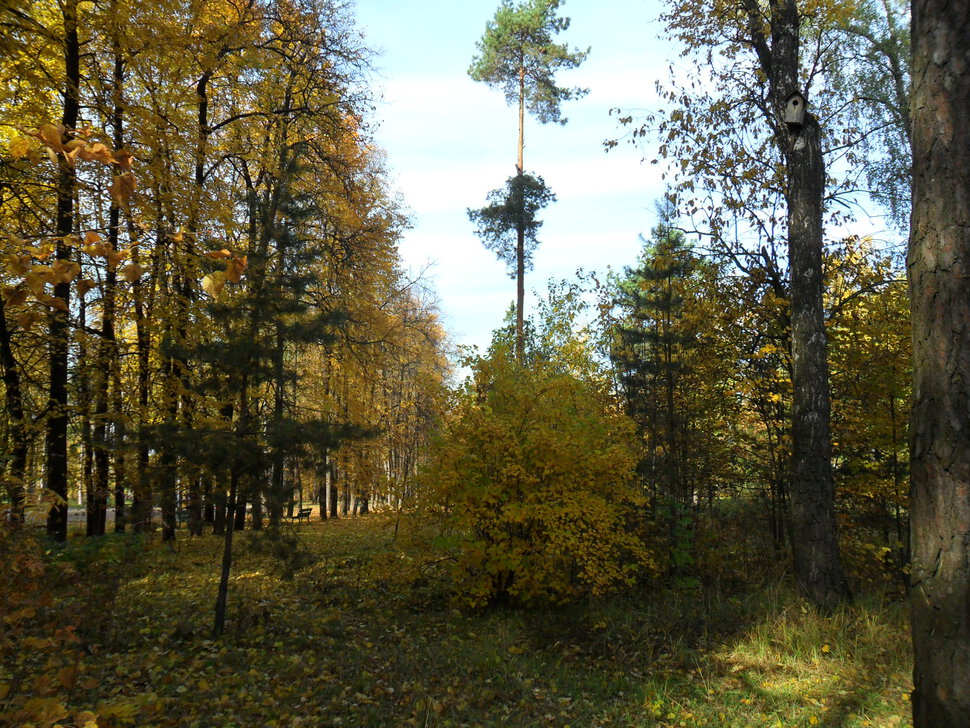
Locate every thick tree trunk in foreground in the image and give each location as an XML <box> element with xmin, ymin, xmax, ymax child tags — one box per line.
<box><xmin>908</xmin><ymin>0</ymin><xmax>970</xmax><ymax>723</ymax></box>
<box><xmin>786</xmin><ymin>115</ymin><xmax>848</xmax><ymax>609</ymax></box>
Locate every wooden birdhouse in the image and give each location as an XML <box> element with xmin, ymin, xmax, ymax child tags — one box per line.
<box><xmin>785</xmin><ymin>91</ymin><xmax>807</xmax><ymax>129</ymax></box>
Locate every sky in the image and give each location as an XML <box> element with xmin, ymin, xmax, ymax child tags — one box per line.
<box><xmin>353</xmin><ymin>0</ymin><xmax>670</xmax><ymax>355</ymax></box>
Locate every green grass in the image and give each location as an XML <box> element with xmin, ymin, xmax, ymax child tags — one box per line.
<box><xmin>8</xmin><ymin>515</ymin><xmax>912</xmax><ymax>727</ymax></box>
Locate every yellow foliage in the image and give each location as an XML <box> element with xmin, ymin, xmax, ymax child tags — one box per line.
<box><xmin>419</xmin><ymin>350</ymin><xmax>656</xmax><ymax>607</ymax></box>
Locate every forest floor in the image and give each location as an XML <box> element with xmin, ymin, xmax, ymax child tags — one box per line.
<box><xmin>8</xmin><ymin>515</ymin><xmax>912</xmax><ymax>728</ymax></box>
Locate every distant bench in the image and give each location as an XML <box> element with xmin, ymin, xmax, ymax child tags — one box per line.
<box><xmin>289</xmin><ymin>507</ymin><xmax>313</xmax><ymax>524</ymax></box>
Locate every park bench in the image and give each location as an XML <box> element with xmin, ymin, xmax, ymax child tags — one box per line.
<box><xmin>289</xmin><ymin>507</ymin><xmax>313</xmax><ymax>524</ymax></box>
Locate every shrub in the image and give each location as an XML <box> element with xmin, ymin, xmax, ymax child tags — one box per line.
<box><xmin>420</xmin><ymin>350</ymin><xmax>655</xmax><ymax>607</ymax></box>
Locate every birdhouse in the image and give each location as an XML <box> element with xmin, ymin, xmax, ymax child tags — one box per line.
<box><xmin>785</xmin><ymin>91</ymin><xmax>807</xmax><ymax>129</ymax></box>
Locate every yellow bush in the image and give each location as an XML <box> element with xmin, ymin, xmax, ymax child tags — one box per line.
<box><xmin>420</xmin><ymin>351</ymin><xmax>656</xmax><ymax>607</ymax></box>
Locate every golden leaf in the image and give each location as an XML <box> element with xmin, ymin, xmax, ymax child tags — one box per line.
<box><xmin>9</xmin><ymin>136</ymin><xmax>32</xmax><ymax>160</ymax></box>
<box><xmin>75</xmin><ymin>710</ymin><xmax>99</xmax><ymax>728</ymax></box>
<box><xmin>25</xmin><ymin>271</ymin><xmax>46</xmax><ymax>297</ymax></box>
<box><xmin>202</xmin><ymin>271</ymin><xmax>226</xmax><ymax>298</ymax></box>
<box><xmin>57</xmin><ymin>664</ymin><xmax>77</xmax><ymax>689</ymax></box>
<box><xmin>78</xmin><ymin>142</ymin><xmax>114</xmax><ymax>164</ymax></box>
<box><xmin>22</xmin><ymin>696</ymin><xmax>68</xmax><ymax>724</ymax></box>
<box><xmin>40</xmin><ymin>294</ymin><xmax>69</xmax><ymax>312</ymax></box>
<box><xmin>108</xmin><ymin>173</ymin><xmax>136</xmax><ymax>206</ymax></box>
<box><xmin>37</xmin><ymin>123</ymin><xmax>63</xmax><ymax>150</ymax></box>
<box><xmin>3</xmin><ymin>286</ymin><xmax>29</xmax><ymax>307</ymax></box>
<box><xmin>83</xmin><ymin>243</ymin><xmax>111</xmax><ymax>258</ymax></box>
<box><xmin>225</xmin><ymin>256</ymin><xmax>247</xmax><ymax>283</ymax></box>
<box><xmin>112</xmin><ymin>148</ymin><xmax>135</xmax><ymax>171</ymax></box>
<box><xmin>76</xmin><ymin>278</ymin><xmax>96</xmax><ymax>297</ymax></box>
<box><xmin>106</xmin><ymin>248</ymin><xmax>130</xmax><ymax>270</ymax></box>
<box><xmin>7</xmin><ymin>255</ymin><xmax>32</xmax><ymax>276</ymax></box>
<box><xmin>64</xmin><ymin>144</ymin><xmax>81</xmax><ymax>166</ymax></box>
<box><xmin>121</xmin><ymin>263</ymin><xmax>145</xmax><ymax>283</ymax></box>
<box><xmin>50</xmin><ymin>259</ymin><xmax>80</xmax><ymax>284</ymax></box>
<box><xmin>205</xmin><ymin>249</ymin><xmax>231</xmax><ymax>260</ymax></box>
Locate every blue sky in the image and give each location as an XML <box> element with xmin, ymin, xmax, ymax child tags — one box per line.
<box><xmin>354</xmin><ymin>0</ymin><xmax>669</xmax><ymax>354</ymax></box>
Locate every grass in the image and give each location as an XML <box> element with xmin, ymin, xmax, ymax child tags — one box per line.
<box><xmin>4</xmin><ymin>515</ymin><xmax>912</xmax><ymax>727</ymax></box>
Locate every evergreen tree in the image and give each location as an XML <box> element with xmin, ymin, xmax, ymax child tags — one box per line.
<box><xmin>612</xmin><ymin>201</ymin><xmax>696</xmax><ymax>510</ymax></box>
<box><xmin>468</xmin><ymin>173</ymin><xmax>555</xmax><ymax>338</ymax></box>
<box><xmin>469</xmin><ymin>0</ymin><xmax>586</xmax><ymax>361</ymax></box>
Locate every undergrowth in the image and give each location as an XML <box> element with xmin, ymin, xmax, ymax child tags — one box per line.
<box><xmin>0</xmin><ymin>515</ymin><xmax>912</xmax><ymax>727</ymax></box>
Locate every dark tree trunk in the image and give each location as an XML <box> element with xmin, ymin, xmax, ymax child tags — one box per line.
<box><xmin>109</xmin><ymin>8</ymin><xmax>127</xmax><ymax>535</ymax></box>
<box><xmin>328</xmin><ymin>461</ymin><xmax>338</xmax><ymax>519</ymax></box>
<box><xmin>159</xmin><ymin>348</ymin><xmax>179</xmax><ymax>542</ymax></box>
<box><xmin>251</xmin><ymin>492</ymin><xmax>263</xmax><ymax>531</ymax></box>
<box><xmin>131</xmin><ymin>246</ymin><xmax>153</xmax><ymax>532</ymax></box>
<box><xmin>341</xmin><ymin>478</ymin><xmax>351</xmax><ymax>516</ymax></box>
<box><xmin>0</xmin><ymin>296</ymin><xmax>28</xmax><ymax>522</ymax></box>
<box><xmin>188</xmin><ymin>474</ymin><xmax>203</xmax><ymax>536</ymax></box>
<box><xmin>94</xmin><ymin>36</ymin><xmax>123</xmax><ymax>537</ymax></box>
<box><xmin>214</xmin><ymin>467</ymin><xmax>238</xmax><ymax>636</ymax></box>
<box><xmin>908</xmin><ymin>0</ymin><xmax>970</xmax><ymax>723</ymax></box>
<box><xmin>112</xmin><ymin>369</ymin><xmax>126</xmax><ymax>533</ymax></box>
<box><xmin>46</xmin><ymin>0</ymin><xmax>80</xmax><ymax>542</ymax></box>
<box><xmin>78</xmin><ymin>304</ymin><xmax>99</xmax><ymax>536</ymax></box>
<box><xmin>268</xmin><ymin>325</ymin><xmax>286</xmax><ymax>528</ymax></box>
<box><xmin>204</xmin><ymin>477</ymin><xmax>215</xmax><ymax>524</ymax></box>
<box><xmin>738</xmin><ymin>0</ymin><xmax>848</xmax><ymax>609</ymax></box>
<box><xmin>234</xmin><ymin>494</ymin><xmax>248</xmax><ymax>530</ymax></box>
<box><xmin>213</xmin><ymin>488</ymin><xmax>226</xmax><ymax>536</ymax></box>
<box><xmin>785</xmin><ymin>115</ymin><xmax>848</xmax><ymax>609</ymax></box>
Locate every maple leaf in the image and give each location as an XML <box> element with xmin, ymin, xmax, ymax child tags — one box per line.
<box><xmin>108</xmin><ymin>173</ymin><xmax>136</xmax><ymax>206</ymax></box>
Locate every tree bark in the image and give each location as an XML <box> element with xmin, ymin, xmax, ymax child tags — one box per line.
<box><xmin>328</xmin><ymin>459</ymin><xmax>338</xmax><ymax>518</ymax></box>
<box><xmin>46</xmin><ymin>0</ymin><xmax>80</xmax><ymax>542</ymax></box>
<box><xmin>515</xmin><ymin>64</ymin><xmax>526</xmax><ymax>363</ymax></box>
<box><xmin>786</xmin><ymin>114</ymin><xmax>848</xmax><ymax>608</ymax></box>
<box><xmin>94</xmin><ymin>25</ymin><xmax>124</xmax><ymax>536</ymax></box>
<box><xmin>0</xmin><ymin>296</ymin><xmax>28</xmax><ymax>522</ymax></box>
<box><xmin>908</xmin><ymin>0</ymin><xmax>970</xmax><ymax>723</ymax></box>
<box><xmin>740</xmin><ymin>0</ymin><xmax>849</xmax><ymax>608</ymax></box>
<box><xmin>213</xmin><ymin>467</ymin><xmax>238</xmax><ymax>636</ymax></box>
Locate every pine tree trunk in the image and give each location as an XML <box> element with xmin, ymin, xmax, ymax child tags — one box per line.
<box><xmin>908</xmin><ymin>0</ymin><xmax>970</xmax><ymax>723</ymax></box>
<box><xmin>46</xmin><ymin>0</ymin><xmax>80</xmax><ymax>542</ymax></box>
<box><xmin>785</xmin><ymin>114</ymin><xmax>848</xmax><ymax>609</ymax></box>
<box><xmin>515</xmin><ymin>64</ymin><xmax>526</xmax><ymax>363</ymax></box>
